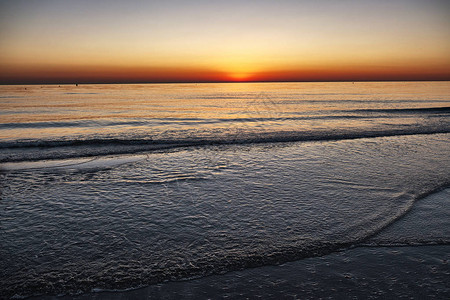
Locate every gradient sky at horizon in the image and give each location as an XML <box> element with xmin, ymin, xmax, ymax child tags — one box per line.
<box><xmin>1</xmin><ymin>0</ymin><xmax>449</xmax><ymax>83</ymax></box>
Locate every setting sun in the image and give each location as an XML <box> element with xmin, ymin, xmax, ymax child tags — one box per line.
<box><xmin>0</xmin><ymin>0</ymin><xmax>449</xmax><ymax>83</ymax></box>
<box><xmin>228</xmin><ymin>73</ymin><xmax>253</xmax><ymax>82</ymax></box>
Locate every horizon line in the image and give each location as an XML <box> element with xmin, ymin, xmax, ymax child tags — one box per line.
<box><xmin>1</xmin><ymin>79</ymin><xmax>450</xmax><ymax>85</ymax></box>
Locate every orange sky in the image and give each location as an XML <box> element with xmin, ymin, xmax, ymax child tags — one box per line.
<box><xmin>1</xmin><ymin>0</ymin><xmax>449</xmax><ymax>84</ymax></box>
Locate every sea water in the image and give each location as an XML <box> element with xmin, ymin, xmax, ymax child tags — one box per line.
<box><xmin>0</xmin><ymin>82</ymin><xmax>449</xmax><ymax>298</ymax></box>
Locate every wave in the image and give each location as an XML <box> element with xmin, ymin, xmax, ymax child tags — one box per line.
<box><xmin>350</xmin><ymin>106</ymin><xmax>450</xmax><ymax>114</ymax></box>
<box><xmin>1</xmin><ymin>106</ymin><xmax>448</xmax><ymax>129</ymax></box>
<box><xmin>0</xmin><ymin>115</ymin><xmax>408</xmax><ymax>129</ymax></box>
<box><xmin>3</xmin><ymin>182</ymin><xmax>448</xmax><ymax>299</ymax></box>
<box><xmin>0</xmin><ymin>120</ymin><xmax>150</xmax><ymax>129</ymax></box>
<box><xmin>0</xmin><ymin>95</ymin><xmax>25</xmax><ymax>99</ymax></box>
<box><xmin>359</xmin><ymin>184</ymin><xmax>450</xmax><ymax>248</ymax></box>
<box><xmin>129</xmin><ymin>181</ymin><xmax>448</xmax><ymax>293</ymax></box>
<box><xmin>267</xmin><ymin>100</ymin><xmax>450</xmax><ymax>104</ymax></box>
<box><xmin>1</xmin><ymin>128</ymin><xmax>449</xmax><ymax>163</ymax></box>
<box><xmin>359</xmin><ymin>182</ymin><xmax>450</xmax><ymax>244</ymax></box>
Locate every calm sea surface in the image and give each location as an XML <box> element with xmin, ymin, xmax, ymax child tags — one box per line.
<box><xmin>0</xmin><ymin>82</ymin><xmax>449</xmax><ymax>162</ymax></box>
<box><xmin>0</xmin><ymin>82</ymin><xmax>449</xmax><ymax>298</ymax></box>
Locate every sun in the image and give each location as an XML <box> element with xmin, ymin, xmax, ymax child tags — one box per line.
<box><xmin>228</xmin><ymin>72</ymin><xmax>253</xmax><ymax>82</ymax></box>
<box><xmin>214</xmin><ymin>57</ymin><xmax>259</xmax><ymax>82</ymax></box>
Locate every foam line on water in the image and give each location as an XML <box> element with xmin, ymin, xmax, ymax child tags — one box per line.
<box><xmin>0</xmin><ymin>155</ymin><xmax>147</xmax><ymax>171</ymax></box>
<box><xmin>1</xmin><ymin>130</ymin><xmax>449</xmax><ymax>163</ymax></box>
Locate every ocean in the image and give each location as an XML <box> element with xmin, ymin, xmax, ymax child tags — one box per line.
<box><xmin>0</xmin><ymin>82</ymin><xmax>449</xmax><ymax>299</ymax></box>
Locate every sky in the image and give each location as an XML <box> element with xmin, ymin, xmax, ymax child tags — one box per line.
<box><xmin>0</xmin><ymin>0</ymin><xmax>449</xmax><ymax>84</ymax></box>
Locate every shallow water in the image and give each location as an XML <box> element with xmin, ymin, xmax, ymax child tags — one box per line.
<box><xmin>35</xmin><ymin>188</ymin><xmax>450</xmax><ymax>300</ymax></box>
<box><xmin>366</xmin><ymin>187</ymin><xmax>450</xmax><ymax>246</ymax></box>
<box><xmin>0</xmin><ymin>82</ymin><xmax>449</xmax><ymax>298</ymax></box>
<box><xmin>52</xmin><ymin>245</ymin><xmax>449</xmax><ymax>300</ymax></box>
<box><xmin>1</xmin><ymin>134</ymin><xmax>449</xmax><ymax>298</ymax></box>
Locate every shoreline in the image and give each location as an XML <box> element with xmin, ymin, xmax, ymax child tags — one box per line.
<box><xmin>34</xmin><ymin>245</ymin><xmax>448</xmax><ymax>300</ymax></box>
<box><xmin>32</xmin><ymin>188</ymin><xmax>450</xmax><ymax>299</ymax></box>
